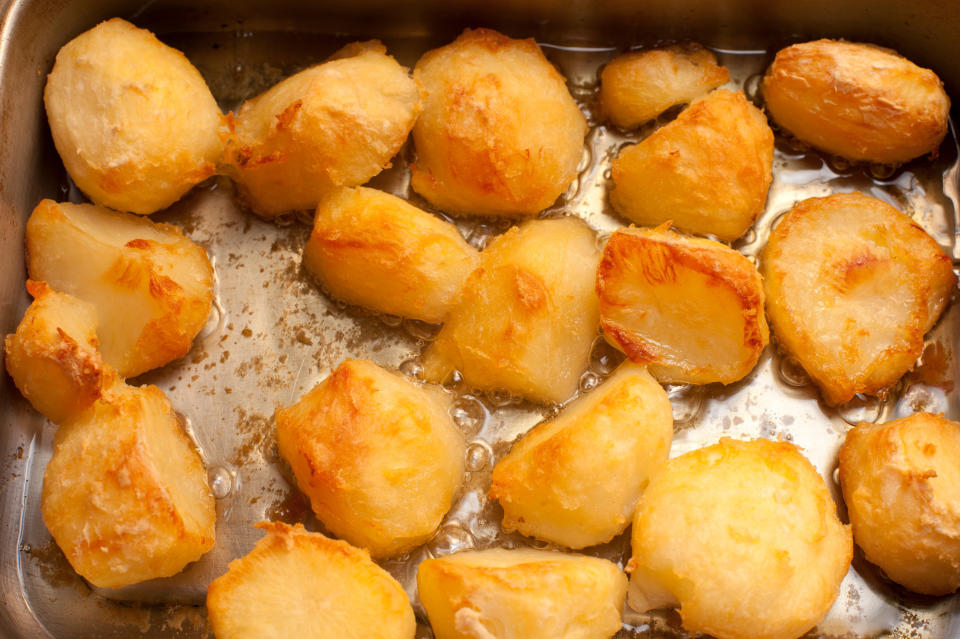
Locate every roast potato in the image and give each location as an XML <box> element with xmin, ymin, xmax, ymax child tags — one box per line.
<box><xmin>25</xmin><ymin>199</ymin><xmax>214</xmax><ymax>379</ymax></box>
<box><xmin>303</xmin><ymin>186</ymin><xmax>480</xmax><ymax>323</ymax></box>
<box><xmin>44</xmin><ymin>18</ymin><xmax>225</xmax><ymax>215</ymax></box>
<box><xmin>762</xmin><ymin>39</ymin><xmax>950</xmax><ymax>164</ymax></box>
<box><xmin>417</xmin><ymin>548</ymin><xmax>627</xmax><ymax>639</ymax></box>
<box><xmin>490</xmin><ymin>362</ymin><xmax>672</xmax><ymax>549</ymax></box>
<box><xmin>423</xmin><ymin>216</ymin><xmax>601</xmax><ymax>404</ymax></box>
<box><xmin>276</xmin><ymin>358</ymin><xmax>465</xmax><ymax>558</ymax></box>
<box><xmin>760</xmin><ymin>192</ymin><xmax>956</xmax><ymax>406</ymax></box>
<box><xmin>610</xmin><ymin>89</ymin><xmax>773</xmax><ymax>241</ymax></box>
<box><xmin>597</xmin><ymin>225</ymin><xmax>769</xmax><ymax>385</ymax></box>
<box><xmin>628</xmin><ymin>438</ymin><xmax>852</xmax><ymax>639</ymax></box>
<box><xmin>206</xmin><ymin>522</ymin><xmax>416</xmax><ymax>639</ymax></box>
<box><xmin>410</xmin><ymin>28</ymin><xmax>587</xmax><ymax>218</ymax></box>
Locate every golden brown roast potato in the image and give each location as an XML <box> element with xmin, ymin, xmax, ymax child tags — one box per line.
<box><xmin>597</xmin><ymin>225</ymin><xmax>769</xmax><ymax>385</ymax></box>
<box><xmin>628</xmin><ymin>438</ymin><xmax>852</xmax><ymax>639</ymax></box>
<box><xmin>417</xmin><ymin>548</ymin><xmax>627</xmax><ymax>639</ymax></box>
<box><xmin>600</xmin><ymin>44</ymin><xmax>729</xmax><ymax>129</ymax></box>
<box><xmin>302</xmin><ymin>186</ymin><xmax>480</xmax><ymax>323</ymax></box>
<box><xmin>762</xmin><ymin>39</ymin><xmax>950</xmax><ymax>164</ymax></box>
<box><xmin>25</xmin><ymin>199</ymin><xmax>214</xmax><ymax>379</ymax></box>
<box><xmin>760</xmin><ymin>192</ymin><xmax>956</xmax><ymax>406</ymax></box>
<box><xmin>410</xmin><ymin>28</ymin><xmax>587</xmax><ymax>218</ymax></box>
<box><xmin>423</xmin><ymin>216</ymin><xmax>601</xmax><ymax>404</ymax></box>
<box><xmin>610</xmin><ymin>89</ymin><xmax>773</xmax><ymax>241</ymax></box>
<box><xmin>41</xmin><ymin>380</ymin><xmax>215</xmax><ymax>588</ymax></box>
<box><xmin>206</xmin><ymin>522</ymin><xmax>416</xmax><ymax>639</ymax></box>
<box><xmin>222</xmin><ymin>41</ymin><xmax>421</xmax><ymax>217</ymax></box>
<box><xmin>490</xmin><ymin>362</ymin><xmax>672</xmax><ymax>549</ymax></box>
<box><xmin>44</xmin><ymin>18</ymin><xmax>225</xmax><ymax>215</ymax></box>
<box><xmin>839</xmin><ymin>412</ymin><xmax>960</xmax><ymax>596</ymax></box>
<box><xmin>276</xmin><ymin>358</ymin><xmax>465</xmax><ymax>558</ymax></box>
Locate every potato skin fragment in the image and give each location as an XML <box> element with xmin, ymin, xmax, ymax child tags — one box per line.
<box><xmin>303</xmin><ymin>186</ymin><xmax>480</xmax><ymax>323</ymax></box>
<box><xmin>760</xmin><ymin>192</ymin><xmax>956</xmax><ymax>406</ymax></box>
<box><xmin>206</xmin><ymin>522</ymin><xmax>416</xmax><ymax>639</ymax></box>
<box><xmin>762</xmin><ymin>39</ymin><xmax>950</xmax><ymax>164</ymax></box>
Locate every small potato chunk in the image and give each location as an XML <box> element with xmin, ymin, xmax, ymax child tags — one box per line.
<box><xmin>42</xmin><ymin>381</ymin><xmax>216</xmax><ymax>588</ymax></box>
<box><xmin>839</xmin><ymin>413</ymin><xmax>960</xmax><ymax>595</ymax></box>
<box><xmin>762</xmin><ymin>39</ymin><xmax>950</xmax><ymax>164</ymax></box>
<box><xmin>417</xmin><ymin>548</ymin><xmax>627</xmax><ymax>639</ymax></box>
<box><xmin>610</xmin><ymin>89</ymin><xmax>773</xmax><ymax>241</ymax></box>
<box><xmin>276</xmin><ymin>359</ymin><xmax>465</xmax><ymax>558</ymax></box>
<box><xmin>44</xmin><ymin>18</ymin><xmax>225</xmax><ymax>215</ymax></box>
<box><xmin>760</xmin><ymin>192</ymin><xmax>956</xmax><ymax>406</ymax></box>
<box><xmin>411</xmin><ymin>28</ymin><xmax>588</xmax><ymax>218</ymax></box>
<box><xmin>628</xmin><ymin>438</ymin><xmax>852</xmax><ymax>639</ymax></box>
<box><xmin>223</xmin><ymin>41</ymin><xmax>421</xmax><ymax>217</ymax></box>
<box><xmin>597</xmin><ymin>225</ymin><xmax>769</xmax><ymax>385</ymax></box>
<box><xmin>26</xmin><ymin>199</ymin><xmax>214</xmax><ymax>378</ymax></box>
<box><xmin>490</xmin><ymin>362</ymin><xmax>672</xmax><ymax>548</ymax></box>
<box><xmin>207</xmin><ymin>522</ymin><xmax>415</xmax><ymax>639</ymax></box>
<box><xmin>4</xmin><ymin>281</ymin><xmax>109</xmax><ymax>425</ymax></box>
<box><xmin>303</xmin><ymin>186</ymin><xmax>480</xmax><ymax>323</ymax></box>
<box><xmin>600</xmin><ymin>44</ymin><xmax>729</xmax><ymax>128</ymax></box>
<box><xmin>423</xmin><ymin>217</ymin><xmax>601</xmax><ymax>404</ymax></box>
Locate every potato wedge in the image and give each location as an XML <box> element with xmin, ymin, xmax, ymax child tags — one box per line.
<box><xmin>25</xmin><ymin>199</ymin><xmax>214</xmax><ymax>378</ymax></box>
<box><xmin>423</xmin><ymin>216</ymin><xmax>601</xmax><ymax>404</ymax></box>
<box><xmin>207</xmin><ymin>522</ymin><xmax>415</xmax><ymax>639</ymax></box>
<box><xmin>303</xmin><ymin>186</ymin><xmax>480</xmax><ymax>323</ymax></box>
<box><xmin>417</xmin><ymin>548</ymin><xmax>626</xmax><ymax>639</ymax></box>
<box><xmin>490</xmin><ymin>362</ymin><xmax>672</xmax><ymax>549</ymax></box>
<box><xmin>760</xmin><ymin>192</ymin><xmax>956</xmax><ymax>406</ymax></box>
<box><xmin>597</xmin><ymin>225</ymin><xmax>768</xmax><ymax>385</ymax></box>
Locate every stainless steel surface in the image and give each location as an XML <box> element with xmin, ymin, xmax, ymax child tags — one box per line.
<box><xmin>1</xmin><ymin>1</ymin><xmax>960</xmax><ymax>638</ymax></box>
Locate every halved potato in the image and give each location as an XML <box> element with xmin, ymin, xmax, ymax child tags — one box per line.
<box><xmin>762</xmin><ymin>39</ymin><xmax>950</xmax><ymax>164</ymax></box>
<box><xmin>410</xmin><ymin>28</ymin><xmax>588</xmax><ymax>218</ymax></box>
<box><xmin>417</xmin><ymin>548</ymin><xmax>627</xmax><ymax>639</ymax></box>
<box><xmin>25</xmin><ymin>199</ymin><xmax>214</xmax><ymax>378</ymax></box>
<box><xmin>423</xmin><ymin>216</ymin><xmax>601</xmax><ymax>404</ymax></box>
<box><xmin>490</xmin><ymin>362</ymin><xmax>672</xmax><ymax>549</ymax></box>
<box><xmin>302</xmin><ymin>186</ymin><xmax>480</xmax><ymax>322</ymax></box>
<box><xmin>760</xmin><ymin>192</ymin><xmax>956</xmax><ymax>406</ymax></box>
<box><xmin>600</xmin><ymin>44</ymin><xmax>729</xmax><ymax>128</ymax></box>
<box><xmin>275</xmin><ymin>358</ymin><xmax>465</xmax><ymax>558</ymax></box>
<box><xmin>222</xmin><ymin>41</ymin><xmax>421</xmax><ymax>217</ymax></box>
<box><xmin>41</xmin><ymin>380</ymin><xmax>216</xmax><ymax>588</ymax></box>
<box><xmin>207</xmin><ymin>522</ymin><xmax>416</xmax><ymax>639</ymax></box>
<box><xmin>610</xmin><ymin>89</ymin><xmax>773</xmax><ymax>241</ymax></box>
<box><xmin>44</xmin><ymin>18</ymin><xmax>225</xmax><ymax>215</ymax></box>
<box><xmin>597</xmin><ymin>225</ymin><xmax>769</xmax><ymax>385</ymax></box>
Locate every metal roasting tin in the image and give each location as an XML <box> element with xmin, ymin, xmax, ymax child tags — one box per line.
<box><xmin>2</xmin><ymin>0</ymin><xmax>960</xmax><ymax>637</ymax></box>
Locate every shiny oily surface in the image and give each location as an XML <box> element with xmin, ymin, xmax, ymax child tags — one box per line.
<box><xmin>8</xmin><ymin>30</ymin><xmax>960</xmax><ymax>639</ymax></box>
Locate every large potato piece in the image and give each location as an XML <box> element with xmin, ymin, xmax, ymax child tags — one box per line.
<box><xmin>276</xmin><ymin>359</ymin><xmax>465</xmax><ymax>558</ymax></box>
<box><xmin>303</xmin><ymin>186</ymin><xmax>480</xmax><ymax>322</ymax></box>
<box><xmin>223</xmin><ymin>41</ymin><xmax>421</xmax><ymax>217</ymax></box>
<box><xmin>423</xmin><ymin>217</ymin><xmax>601</xmax><ymax>404</ymax></box>
<box><xmin>597</xmin><ymin>226</ymin><xmax>769</xmax><ymax>385</ymax></box>
<box><xmin>417</xmin><ymin>548</ymin><xmax>626</xmax><ymax>639</ymax></box>
<box><xmin>44</xmin><ymin>18</ymin><xmax>224</xmax><ymax>215</ymax></box>
<box><xmin>411</xmin><ymin>28</ymin><xmax>588</xmax><ymax>218</ymax></box>
<box><xmin>42</xmin><ymin>381</ymin><xmax>216</xmax><ymax>588</ymax></box>
<box><xmin>839</xmin><ymin>413</ymin><xmax>960</xmax><ymax>595</ymax></box>
<box><xmin>610</xmin><ymin>89</ymin><xmax>773</xmax><ymax>241</ymax></box>
<box><xmin>25</xmin><ymin>199</ymin><xmax>214</xmax><ymax>378</ymax></box>
<box><xmin>763</xmin><ymin>39</ymin><xmax>950</xmax><ymax>164</ymax></box>
<box><xmin>600</xmin><ymin>44</ymin><xmax>729</xmax><ymax>128</ymax></box>
<box><xmin>207</xmin><ymin>522</ymin><xmax>415</xmax><ymax>639</ymax></box>
<box><xmin>760</xmin><ymin>193</ymin><xmax>956</xmax><ymax>406</ymax></box>
<box><xmin>628</xmin><ymin>438</ymin><xmax>852</xmax><ymax>639</ymax></box>
<box><xmin>490</xmin><ymin>362</ymin><xmax>672</xmax><ymax>549</ymax></box>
